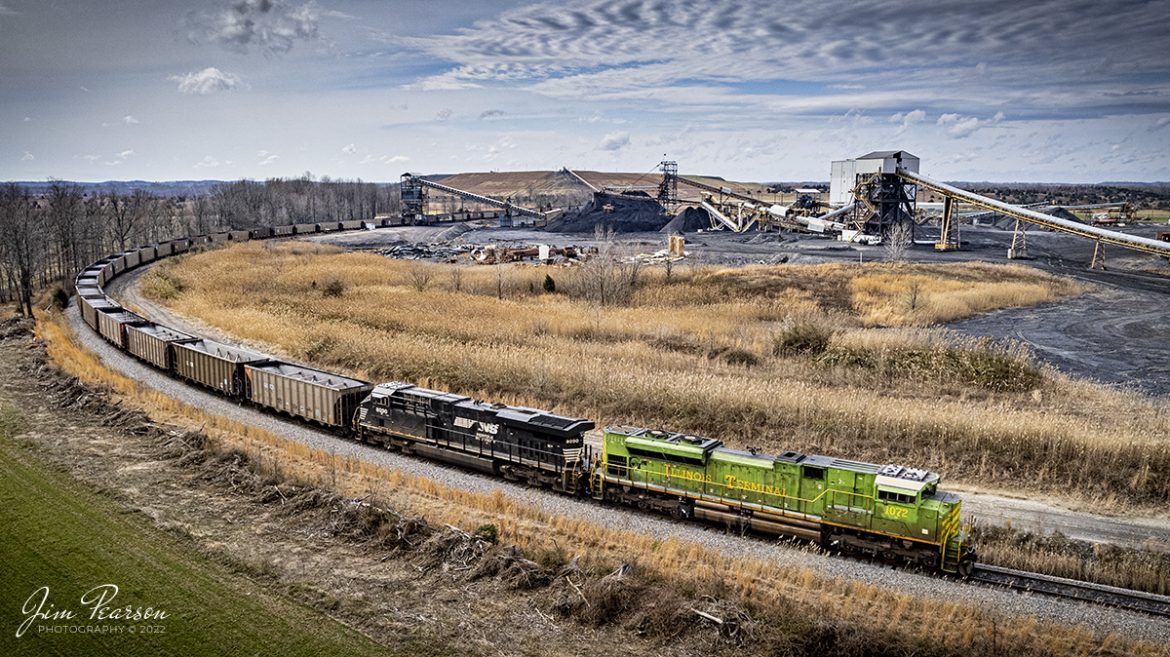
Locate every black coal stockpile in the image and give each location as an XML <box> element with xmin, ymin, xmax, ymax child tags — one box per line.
<box><xmin>545</xmin><ymin>191</ymin><xmax>670</xmax><ymax>233</ymax></box>
<box><xmin>1045</xmin><ymin>207</ymin><xmax>1085</xmax><ymax>223</ymax></box>
<box><xmin>660</xmin><ymin>206</ymin><xmax>710</xmax><ymax>233</ymax></box>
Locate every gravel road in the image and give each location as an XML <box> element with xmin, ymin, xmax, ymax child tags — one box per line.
<box><xmin>67</xmin><ymin>272</ymin><xmax>1170</xmax><ymax>641</ymax></box>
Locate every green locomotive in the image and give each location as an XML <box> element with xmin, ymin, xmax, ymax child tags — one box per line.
<box><xmin>595</xmin><ymin>426</ymin><xmax>975</xmax><ymax>575</ymax></box>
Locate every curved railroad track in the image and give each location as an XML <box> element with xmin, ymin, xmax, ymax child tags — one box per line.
<box><xmin>971</xmin><ymin>564</ymin><xmax>1170</xmax><ymax>618</ymax></box>
<box><xmin>73</xmin><ymin>225</ymin><xmax>1170</xmax><ymax>630</ymax></box>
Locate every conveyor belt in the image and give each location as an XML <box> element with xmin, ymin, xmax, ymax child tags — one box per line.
<box><xmin>898</xmin><ymin>169</ymin><xmax>1170</xmax><ymax>259</ymax></box>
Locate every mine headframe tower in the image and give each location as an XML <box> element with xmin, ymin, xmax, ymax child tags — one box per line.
<box><xmin>658</xmin><ymin>159</ymin><xmax>679</xmax><ymax>210</ymax></box>
<box><xmin>832</xmin><ymin>151</ymin><xmax>919</xmax><ymax>239</ymax></box>
<box><xmin>851</xmin><ymin>170</ymin><xmax>917</xmax><ymax>238</ymax></box>
<box><xmin>400</xmin><ymin>172</ymin><xmax>428</xmax><ymax>225</ymax></box>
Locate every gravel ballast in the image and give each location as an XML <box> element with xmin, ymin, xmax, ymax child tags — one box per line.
<box><xmin>61</xmin><ymin>272</ymin><xmax>1170</xmax><ymax>643</ymax></box>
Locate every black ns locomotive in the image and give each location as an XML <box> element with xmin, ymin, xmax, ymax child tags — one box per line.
<box><xmin>354</xmin><ymin>382</ymin><xmax>595</xmax><ymax>493</ymax></box>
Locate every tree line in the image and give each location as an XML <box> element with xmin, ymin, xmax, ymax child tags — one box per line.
<box><xmin>0</xmin><ymin>176</ymin><xmax>401</xmax><ymax>316</ymax></box>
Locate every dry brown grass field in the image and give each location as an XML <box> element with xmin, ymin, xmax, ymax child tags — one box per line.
<box><xmin>35</xmin><ymin>309</ymin><xmax>1163</xmax><ymax>656</ymax></box>
<box><xmin>142</xmin><ymin>242</ymin><xmax>1170</xmax><ymax>510</ymax></box>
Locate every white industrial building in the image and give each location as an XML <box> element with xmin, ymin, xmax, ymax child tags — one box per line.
<box><xmin>829</xmin><ymin>151</ymin><xmax>920</xmax><ymax>207</ymax></box>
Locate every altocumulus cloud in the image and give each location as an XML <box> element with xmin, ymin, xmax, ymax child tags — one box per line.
<box><xmin>404</xmin><ymin>0</ymin><xmax>1170</xmax><ymax>122</ymax></box>
<box><xmin>170</xmin><ymin>67</ymin><xmax>241</xmax><ymax>95</ymax></box>
<box><xmin>188</xmin><ymin>0</ymin><xmax>319</xmax><ymax>55</ymax></box>
<box><xmin>598</xmin><ymin>131</ymin><xmax>630</xmax><ymax>151</ymax></box>
<box><xmin>937</xmin><ymin>111</ymin><xmax>1004</xmax><ymax>138</ymax></box>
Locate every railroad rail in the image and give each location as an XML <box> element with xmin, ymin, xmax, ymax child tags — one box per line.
<box><xmin>970</xmin><ymin>564</ymin><xmax>1170</xmax><ymax>617</ymax></box>
<box><xmin>76</xmin><ymin>218</ymin><xmax>1170</xmax><ymax>622</ymax></box>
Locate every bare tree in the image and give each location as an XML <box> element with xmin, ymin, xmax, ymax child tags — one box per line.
<box><xmin>0</xmin><ymin>184</ymin><xmax>47</xmax><ymax>316</ymax></box>
<box><xmin>104</xmin><ymin>189</ymin><xmax>136</xmax><ymax>251</ymax></box>
<box><xmin>577</xmin><ymin>226</ymin><xmax>641</xmax><ymax>305</ymax></box>
<box><xmin>192</xmin><ymin>194</ymin><xmax>211</xmax><ymax>235</ymax></box>
<box><xmin>128</xmin><ymin>189</ymin><xmax>155</xmax><ymax>246</ymax></box>
<box><xmin>406</xmin><ymin>261</ymin><xmax>434</xmax><ymax>292</ymax></box>
<box><xmin>46</xmin><ymin>181</ymin><xmax>82</xmax><ymax>280</ymax></box>
<box><xmin>884</xmin><ymin>221</ymin><xmax>913</xmax><ymax>262</ymax></box>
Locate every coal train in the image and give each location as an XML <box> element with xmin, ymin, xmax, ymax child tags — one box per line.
<box><xmin>74</xmin><ymin>221</ymin><xmax>976</xmax><ymax>576</ymax></box>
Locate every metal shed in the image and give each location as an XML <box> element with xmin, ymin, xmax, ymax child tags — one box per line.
<box><xmin>172</xmin><ymin>339</ymin><xmax>270</xmax><ymax>396</ymax></box>
<box><xmin>126</xmin><ymin>323</ymin><xmax>197</xmax><ymax>370</ymax></box>
<box><xmin>243</xmin><ymin>361</ymin><xmax>371</xmax><ymax>427</ymax></box>
<box><xmin>830</xmin><ymin>150</ymin><xmax>920</xmax><ymax>207</ymax></box>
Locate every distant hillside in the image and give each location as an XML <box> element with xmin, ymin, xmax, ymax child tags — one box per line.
<box><xmin>9</xmin><ymin>180</ymin><xmax>226</xmax><ymax>197</ymax></box>
<box><xmin>435</xmin><ymin>169</ymin><xmax>784</xmax><ymax>206</ymax></box>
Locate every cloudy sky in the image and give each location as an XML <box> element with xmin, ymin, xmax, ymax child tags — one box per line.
<box><xmin>2</xmin><ymin>0</ymin><xmax>1168</xmax><ymax>183</ymax></box>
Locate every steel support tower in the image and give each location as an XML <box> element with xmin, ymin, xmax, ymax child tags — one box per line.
<box><xmin>935</xmin><ymin>196</ymin><xmax>961</xmax><ymax>251</ymax></box>
<box><xmin>658</xmin><ymin>159</ymin><xmax>678</xmax><ymax>210</ymax></box>
<box><xmin>851</xmin><ymin>171</ymin><xmax>917</xmax><ymax>238</ymax></box>
<box><xmin>400</xmin><ymin>173</ymin><xmax>427</xmax><ymax>225</ymax></box>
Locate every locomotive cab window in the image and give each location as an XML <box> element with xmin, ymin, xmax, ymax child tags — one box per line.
<box><xmin>802</xmin><ymin>466</ymin><xmax>826</xmax><ymax>480</ymax></box>
<box><xmin>878</xmin><ymin>489</ymin><xmax>916</xmax><ymax>505</ymax></box>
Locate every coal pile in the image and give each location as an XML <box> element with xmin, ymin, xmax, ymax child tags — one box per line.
<box><xmin>1045</xmin><ymin>207</ymin><xmax>1085</xmax><ymax>223</ymax></box>
<box><xmin>544</xmin><ymin>191</ymin><xmax>669</xmax><ymax>233</ymax></box>
<box><xmin>660</xmin><ymin>206</ymin><xmax>711</xmax><ymax>233</ymax></box>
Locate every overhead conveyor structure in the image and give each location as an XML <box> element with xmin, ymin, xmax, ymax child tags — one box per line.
<box><xmin>675</xmin><ymin>174</ymin><xmax>767</xmax><ymax>206</ymax></box>
<box><xmin>400</xmin><ymin>173</ymin><xmax>552</xmax><ymax>226</ymax></box>
<box><xmin>562</xmin><ymin>168</ymin><xmax>599</xmax><ymax>193</ymax></box>
<box><xmin>897</xmin><ymin>168</ymin><xmax>1170</xmax><ymax>266</ymax></box>
<box><xmin>666</xmin><ymin>169</ymin><xmax>784</xmax><ymax>233</ymax></box>
<box><xmin>699</xmin><ymin>199</ymin><xmax>747</xmax><ymax>232</ymax></box>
